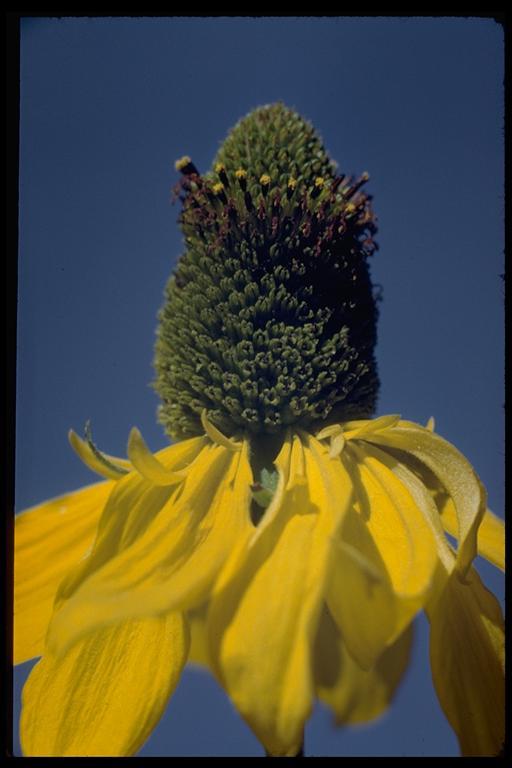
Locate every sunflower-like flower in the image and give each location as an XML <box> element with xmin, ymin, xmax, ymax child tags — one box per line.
<box><xmin>15</xmin><ymin>104</ymin><xmax>504</xmax><ymax>757</ymax></box>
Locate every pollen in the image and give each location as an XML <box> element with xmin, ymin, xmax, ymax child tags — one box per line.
<box><xmin>287</xmin><ymin>177</ymin><xmax>297</xmax><ymax>190</ymax></box>
<box><xmin>175</xmin><ymin>155</ymin><xmax>192</xmax><ymax>171</ymax></box>
<box><xmin>259</xmin><ymin>174</ymin><xmax>271</xmax><ymax>186</ymax></box>
<box><xmin>212</xmin><ymin>182</ymin><xmax>225</xmax><ymax>195</ymax></box>
<box><xmin>235</xmin><ymin>168</ymin><xmax>247</xmax><ymax>180</ymax></box>
<box><xmin>314</xmin><ymin>177</ymin><xmax>325</xmax><ymax>189</ymax></box>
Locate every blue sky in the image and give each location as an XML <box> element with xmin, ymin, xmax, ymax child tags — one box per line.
<box><xmin>16</xmin><ymin>17</ymin><xmax>504</xmax><ymax>756</ymax></box>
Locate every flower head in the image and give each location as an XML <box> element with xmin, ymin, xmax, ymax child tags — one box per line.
<box><xmin>15</xmin><ymin>103</ymin><xmax>504</xmax><ymax>757</ymax></box>
<box><xmin>156</xmin><ymin>103</ymin><xmax>379</xmax><ymax>440</ymax></box>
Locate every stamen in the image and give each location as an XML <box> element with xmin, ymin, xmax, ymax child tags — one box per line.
<box><xmin>345</xmin><ymin>171</ymin><xmax>370</xmax><ymax>200</ymax></box>
<box><xmin>259</xmin><ymin>174</ymin><xmax>271</xmax><ymax>196</ymax></box>
<box><xmin>175</xmin><ymin>155</ymin><xmax>199</xmax><ymax>176</ymax></box>
<box><xmin>235</xmin><ymin>168</ymin><xmax>247</xmax><ymax>191</ymax></box>
<box><xmin>244</xmin><ymin>190</ymin><xmax>254</xmax><ymax>212</ymax></box>
<box><xmin>311</xmin><ymin>176</ymin><xmax>325</xmax><ymax>199</ymax></box>
<box><xmin>426</xmin><ymin>416</ymin><xmax>436</xmax><ymax>432</ymax></box>
<box><xmin>212</xmin><ymin>182</ymin><xmax>228</xmax><ymax>204</ymax></box>
<box><xmin>215</xmin><ymin>162</ymin><xmax>229</xmax><ymax>187</ymax></box>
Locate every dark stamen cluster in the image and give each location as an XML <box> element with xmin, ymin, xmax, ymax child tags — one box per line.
<box><xmin>155</xmin><ymin>103</ymin><xmax>380</xmax><ymax>439</ymax></box>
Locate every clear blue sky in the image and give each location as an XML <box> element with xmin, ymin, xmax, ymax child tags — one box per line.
<box><xmin>15</xmin><ymin>17</ymin><xmax>504</xmax><ymax>757</ymax></box>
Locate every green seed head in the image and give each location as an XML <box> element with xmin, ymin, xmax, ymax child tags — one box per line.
<box><xmin>155</xmin><ymin>103</ymin><xmax>380</xmax><ymax>440</ymax></box>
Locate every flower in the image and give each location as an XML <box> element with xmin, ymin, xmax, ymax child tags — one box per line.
<box><xmin>15</xmin><ymin>103</ymin><xmax>504</xmax><ymax>757</ymax></box>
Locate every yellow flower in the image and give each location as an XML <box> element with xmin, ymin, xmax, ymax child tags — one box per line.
<box><xmin>15</xmin><ymin>413</ymin><xmax>504</xmax><ymax>756</ymax></box>
<box><xmin>15</xmin><ymin>103</ymin><xmax>504</xmax><ymax>757</ymax></box>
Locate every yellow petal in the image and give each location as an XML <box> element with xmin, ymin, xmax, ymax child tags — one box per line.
<box><xmin>474</xmin><ymin>509</ymin><xmax>505</xmax><ymax>572</ymax></box>
<box><xmin>208</xmin><ymin>434</ymin><xmax>352</xmax><ymax>756</ymax></box>
<box><xmin>53</xmin><ymin>474</ymin><xmax>175</xmax><ymax>607</ymax></box>
<box><xmin>316</xmin><ymin>424</ymin><xmax>343</xmax><ymax>440</ymax></box>
<box><xmin>314</xmin><ymin>606</ymin><xmax>413</xmax><ymax>725</ymax></box>
<box><xmin>51</xmin><ymin>435</ymin><xmax>209</xmax><ymax>608</ymax></box>
<box><xmin>328</xmin><ymin>432</ymin><xmax>345</xmax><ymax>458</ymax></box>
<box><xmin>20</xmin><ymin>613</ymin><xmax>188</xmax><ymax>756</ymax></box>
<box><xmin>387</xmin><ymin>448</ymin><xmax>505</xmax><ymax>572</ymax></box>
<box><xmin>331</xmin><ymin>443</ymin><xmax>436</xmax><ymax>655</ymax></box>
<box><xmin>152</xmin><ymin>434</ymin><xmax>208</xmax><ymax>470</ymax></box>
<box><xmin>364</xmin><ymin>422</ymin><xmax>486</xmax><ymax>575</ymax></box>
<box><xmin>201</xmin><ymin>409</ymin><xmax>242</xmax><ymax>451</ymax></box>
<box><xmin>326</xmin><ymin>506</ymin><xmax>398</xmax><ymax>669</ymax></box>
<box><xmin>385</xmin><ymin>449</ymin><xmax>504</xmax><ymax>752</ymax></box>
<box><xmin>68</xmin><ymin>429</ymin><xmax>132</xmax><ymax>480</ymax></box>
<box><xmin>47</xmin><ymin>441</ymin><xmax>253</xmax><ymax>655</ymax></box>
<box><xmin>127</xmin><ymin>427</ymin><xmax>188</xmax><ymax>485</ymax></box>
<box><xmin>439</xmin><ymin>497</ymin><xmax>505</xmax><ymax>572</ymax></box>
<box><xmin>385</xmin><ymin>453</ymin><xmax>455</xmax><ymax>578</ymax></box>
<box><xmin>342</xmin><ymin>413</ymin><xmax>401</xmax><ymax>440</ymax></box>
<box><xmin>186</xmin><ymin>604</ymin><xmax>210</xmax><ymax>668</ymax></box>
<box><xmin>426</xmin><ymin>566</ymin><xmax>505</xmax><ymax>756</ymax></box>
<box><xmin>14</xmin><ymin>481</ymin><xmax>113</xmax><ymax>664</ymax></box>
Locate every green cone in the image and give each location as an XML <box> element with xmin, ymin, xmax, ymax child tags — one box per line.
<box><xmin>155</xmin><ymin>103</ymin><xmax>380</xmax><ymax>440</ymax></box>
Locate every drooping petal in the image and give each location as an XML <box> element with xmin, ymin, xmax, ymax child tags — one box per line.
<box><xmin>383</xmin><ymin>451</ymin><xmax>454</xmax><ymax>575</ymax></box>
<box><xmin>20</xmin><ymin>612</ymin><xmax>188</xmax><ymax>756</ymax></box>
<box><xmin>363</xmin><ymin>421</ymin><xmax>486</xmax><ymax>575</ymax></box>
<box><xmin>47</xmin><ymin>440</ymin><xmax>254</xmax><ymax>655</ymax></box>
<box><xmin>186</xmin><ymin>604</ymin><xmax>210</xmax><ymax>668</ymax></box>
<box><xmin>390</xmin><ymin>455</ymin><xmax>505</xmax><ymax>754</ymax></box>
<box><xmin>47</xmin><ymin>435</ymin><xmax>208</xmax><ymax>617</ymax></box>
<box><xmin>14</xmin><ymin>481</ymin><xmax>113</xmax><ymax>664</ymax></box>
<box><xmin>439</xmin><ymin>497</ymin><xmax>505</xmax><ymax>572</ymax></box>
<box><xmin>426</xmin><ymin>566</ymin><xmax>505</xmax><ymax>756</ymax></box>
<box><xmin>208</xmin><ymin>434</ymin><xmax>352</xmax><ymax>756</ymax></box>
<box><xmin>379</xmin><ymin>440</ymin><xmax>503</xmax><ymax>572</ymax></box>
<box><xmin>127</xmin><ymin>427</ymin><xmax>189</xmax><ymax>485</ymax></box>
<box><xmin>152</xmin><ymin>434</ymin><xmax>208</xmax><ymax>471</ymax></box>
<box><xmin>68</xmin><ymin>430</ymin><xmax>132</xmax><ymax>479</ymax></box>
<box><xmin>314</xmin><ymin>606</ymin><xmax>413</xmax><ymax>726</ymax></box>
<box><xmin>52</xmin><ymin>474</ymin><xmax>176</xmax><ymax>609</ymax></box>
<box><xmin>342</xmin><ymin>414</ymin><xmax>402</xmax><ymax>440</ymax></box>
<box><xmin>201</xmin><ymin>409</ymin><xmax>243</xmax><ymax>452</ymax></box>
<box><xmin>474</xmin><ymin>509</ymin><xmax>505</xmax><ymax>572</ymax></box>
<box><xmin>326</xmin><ymin>506</ymin><xmax>398</xmax><ymax>669</ymax></box>
<box><xmin>328</xmin><ymin>442</ymin><xmax>436</xmax><ymax>665</ymax></box>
